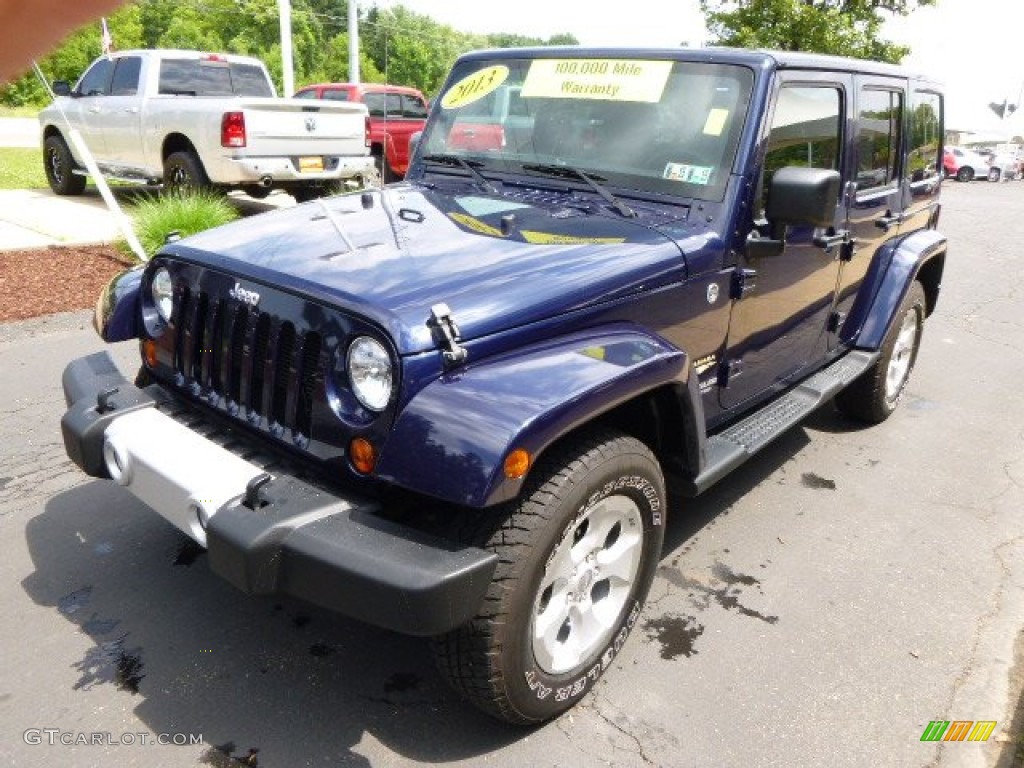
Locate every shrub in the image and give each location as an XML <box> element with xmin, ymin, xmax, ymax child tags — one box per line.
<box><xmin>123</xmin><ymin>190</ymin><xmax>240</xmax><ymax>259</ymax></box>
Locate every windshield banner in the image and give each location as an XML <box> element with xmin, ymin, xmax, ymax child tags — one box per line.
<box><xmin>521</xmin><ymin>59</ymin><xmax>672</xmax><ymax>103</ymax></box>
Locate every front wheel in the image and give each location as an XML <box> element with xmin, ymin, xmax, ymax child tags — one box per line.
<box><xmin>836</xmin><ymin>281</ymin><xmax>926</xmax><ymax>423</ymax></box>
<box><xmin>43</xmin><ymin>134</ymin><xmax>86</xmax><ymax>196</ymax></box>
<box><xmin>432</xmin><ymin>428</ymin><xmax>666</xmax><ymax>724</ymax></box>
<box><xmin>956</xmin><ymin>166</ymin><xmax>974</xmax><ymax>182</ymax></box>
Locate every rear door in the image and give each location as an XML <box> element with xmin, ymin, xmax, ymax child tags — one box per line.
<box><xmin>832</xmin><ymin>77</ymin><xmax>907</xmax><ymax>344</ymax></box>
<box><xmin>98</xmin><ymin>55</ymin><xmax>144</xmax><ymax>170</ymax></box>
<box><xmin>720</xmin><ymin>73</ymin><xmax>851</xmax><ymax>409</ymax></box>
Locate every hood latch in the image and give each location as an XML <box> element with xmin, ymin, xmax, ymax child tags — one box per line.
<box><xmin>429</xmin><ymin>303</ymin><xmax>468</xmax><ymax>369</ymax></box>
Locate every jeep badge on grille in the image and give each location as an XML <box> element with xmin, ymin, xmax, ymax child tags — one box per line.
<box><xmin>228</xmin><ymin>282</ymin><xmax>260</xmax><ymax>306</ymax></box>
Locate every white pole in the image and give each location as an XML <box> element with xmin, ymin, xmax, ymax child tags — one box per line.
<box><xmin>348</xmin><ymin>0</ymin><xmax>360</xmax><ymax>84</ymax></box>
<box><xmin>278</xmin><ymin>0</ymin><xmax>294</xmax><ymax>96</ymax></box>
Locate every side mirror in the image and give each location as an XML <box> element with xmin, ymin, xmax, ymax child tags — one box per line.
<box><xmin>52</xmin><ymin>80</ymin><xmax>72</xmax><ymax>97</ymax></box>
<box><xmin>766</xmin><ymin>166</ymin><xmax>842</xmax><ymax>228</ymax></box>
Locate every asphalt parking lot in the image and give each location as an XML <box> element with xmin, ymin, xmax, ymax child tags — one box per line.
<box><xmin>0</xmin><ymin>181</ymin><xmax>1022</xmax><ymax>768</ymax></box>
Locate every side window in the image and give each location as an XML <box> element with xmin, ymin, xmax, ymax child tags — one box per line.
<box><xmin>109</xmin><ymin>56</ymin><xmax>141</xmax><ymax>96</ymax></box>
<box><xmin>908</xmin><ymin>90</ymin><xmax>942</xmax><ymax>184</ymax></box>
<box><xmin>385</xmin><ymin>93</ymin><xmax>403</xmax><ymax>117</ymax></box>
<box><xmin>402</xmin><ymin>95</ymin><xmax>428</xmax><ymax>119</ymax></box>
<box><xmin>856</xmin><ymin>88</ymin><xmax>902</xmax><ymax>191</ymax></box>
<box><xmin>761</xmin><ymin>85</ymin><xmax>842</xmax><ymax>212</ymax></box>
<box><xmin>364</xmin><ymin>93</ymin><xmax>386</xmax><ymax>117</ymax></box>
<box><xmin>77</xmin><ymin>58</ymin><xmax>115</xmax><ymax>97</ymax></box>
<box><xmin>293</xmin><ymin>89</ymin><xmax>318</xmax><ymax>99</ymax></box>
<box><xmin>322</xmin><ymin>90</ymin><xmax>350</xmax><ymax>101</ymax></box>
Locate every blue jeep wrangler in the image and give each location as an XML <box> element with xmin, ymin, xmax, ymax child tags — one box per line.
<box><xmin>61</xmin><ymin>47</ymin><xmax>945</xmax><ymax>724</ymax></box>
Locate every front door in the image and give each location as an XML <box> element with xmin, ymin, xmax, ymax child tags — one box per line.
<box><xmin>720</xmin><ymin>75</ymin><xmax>851</xmax><ymax>409</ymax></box>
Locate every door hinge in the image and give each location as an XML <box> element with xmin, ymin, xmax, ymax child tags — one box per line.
<box><xmin>428</xmin><ymin>303</ymin><xmax>468</xmax><ymax>369</ymax></box>
<box><xmin>718</xmin><ymin>359</ymin><xmax>743</xmax><ymax>388</ymax></box>
<box><xmin>828</xmin><ymin>311</ymin><xmax>846</xmax><ymax>334</ymax></box>
<box><xmin>730</xmin><ymin>268</ymin><xmax>757</xmax><ymax>300</ymax></box>
<box><xmin>840</xmin><ymin>238</ymin><xmax>857</xmax><ymax>262</ymax></box>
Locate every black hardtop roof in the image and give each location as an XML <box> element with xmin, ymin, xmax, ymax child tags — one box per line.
<box><xmin>456</xmin><ymin>46</ymin><xmax>938</xmax><ymax>85</ymax></box>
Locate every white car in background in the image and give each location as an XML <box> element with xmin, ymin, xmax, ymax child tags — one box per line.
<box><xmin>943</xmin><ymin>145</ymin><xmax>992</xmax><ymax>181</ymax></box>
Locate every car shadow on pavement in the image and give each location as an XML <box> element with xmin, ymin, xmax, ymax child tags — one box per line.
<box><xmin>22</xmin><ymin>481</ymin><xmax>523</xmax><ymax>765</ymax></box>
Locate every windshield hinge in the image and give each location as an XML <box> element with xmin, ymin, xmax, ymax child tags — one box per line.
<box><xmin>428</xmin><ymin>303</ymin><xmax>468</xmax><ymax>369</ymax></box>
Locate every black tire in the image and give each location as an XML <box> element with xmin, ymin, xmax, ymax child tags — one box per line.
<box><xmin>43</xmin><ymin>134</ymin><xmax>86</xmax><ymax>196</ymax></box>
<box><xmin>163</xmin><ymin>150</ymin><xmax>210</xmax><ymax>191</ymax></box>
<box><xmin>988</xmin><ymin>167</ymin><xmax>1001</xmax><ymax>182</ymax></box>
<box><xmin>956</xmin><ymin>166</ymin><xmax>973</xmax><ymax>182</ymax></box>
<box><xmin>432</xmin><ymin>428</ymin><xmax>666</xmax><ymax>724</ymax></box>
<box><xmin>373</xmin><ymin>148</ymin><xmax>397</xmax><ymax>184</ymax></box>
<box><xmin>242</xmin><ymin>184</ymin><xmax>271</xmax><ymax>199</ymax></box>
<box><xmin>835</xmin><ymin>281</ymin><xmax>926</xmax><ymax>424</ymax></box>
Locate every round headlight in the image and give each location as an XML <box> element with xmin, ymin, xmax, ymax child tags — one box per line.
<box><xmin>347</xmin><ymin>336</ymin><xmax>393</xmax><ymax>412</ymax></box>
<box><xmin>151</xmin><ymin>267</ymin><xmax>173</xmax><ymax>323</ymax></box>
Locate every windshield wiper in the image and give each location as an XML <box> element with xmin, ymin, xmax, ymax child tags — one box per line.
<box><xmin>522</xmin><ymin>163</ymin><xmax>636</xmax><ymax>218</ymax></box>
<box><xmin>422</xmin><ymin>153</ymin><xmax>501</xmax><ymax>196</ymax></box>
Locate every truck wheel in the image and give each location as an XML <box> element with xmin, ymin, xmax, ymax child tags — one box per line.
<box><xmin>373</xmin><ymin>148</ymin><xmax>397</xmax><ymax>184</ymax></box>
<box><xmin>163</xmin><ymin>150</ymin><xmax>210</xmax><ymax>191</ymax></box>
<box><xmin>836</xmin><ymin>281</ymin><xmax>926</xmax><ymax>424</ymax></box>
<box><xmin>43</xmin><ymin>135</ymin><xmax>86</xmax><ymax>196</ymax></box>
<box><xmin>432</xmin><ymin>428</ymin><xmax>666</xmax><ymax>724</ymax></box>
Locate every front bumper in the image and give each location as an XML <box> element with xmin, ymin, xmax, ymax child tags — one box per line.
<box><xmin>60</xmin><ymin>352</ymin><xmax>497</xmax><ymax>636</ymax></box>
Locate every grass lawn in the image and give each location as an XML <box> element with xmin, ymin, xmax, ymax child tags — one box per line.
<box><xmin>0</xmin><ymin>147</ymin><xmax>47</xmax><ymax>189</ymax></box>
<box><xmin>0</xmin><ymin>105</ymin><xmax>40</xmax><ymax>118</ymax></box>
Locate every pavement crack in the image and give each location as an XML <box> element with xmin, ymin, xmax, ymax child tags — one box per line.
<box><xmin>588</xmin><ymin>693</ymin><xmax>655</xmax><ymax>766</ymax></box>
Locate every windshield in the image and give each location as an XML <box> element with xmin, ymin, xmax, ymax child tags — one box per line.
<box><xmin>419</xmin><ymin>56</ymin><xmax>754</xmax><ymax>201</ymax></box>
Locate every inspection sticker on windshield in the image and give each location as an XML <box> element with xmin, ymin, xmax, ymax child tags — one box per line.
<box><xmin>663</xmin><ymin>163</ymin><xmax>713</xmax><ymax>185</ymax></box>
<box><xmin>522</xmin><ymin>59</ymin><xmax>672</xmax><ymax>102</ymax></box>
<box><xmin>440</xmin><ymin>65</ymin><xmax>509</xmax><ymax>109</ymax></box>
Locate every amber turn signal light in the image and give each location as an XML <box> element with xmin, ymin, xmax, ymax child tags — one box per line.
<box><xmin>503</xmin><ymin>448</ymin><xmax>530</xmax><ymax>479</ymax></box>
<box><xmin>142</xmin><ymin>338</ymin><xmax>159</xmax><ymax>368</ymax></box>
<box><xmin>349</xmin><ymin>437</ymin><xmax>377</xmax><ymax>474</ymax></box>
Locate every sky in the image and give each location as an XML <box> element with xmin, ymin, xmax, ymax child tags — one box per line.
<box><xmin>375</xmin><ymin>0</ymin><xmax>1024</xmax><ymax>136</ymax></box>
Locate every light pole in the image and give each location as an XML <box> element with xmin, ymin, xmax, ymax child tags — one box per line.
<box><xmin>348</xmin><ymin>0</ymin><xmax>360</xmax><ymax>84</ymax></box>
<box><xmin>278</xmin><ymin>0</ymin><xmax>294</xmax><ymax>96</ymax></box>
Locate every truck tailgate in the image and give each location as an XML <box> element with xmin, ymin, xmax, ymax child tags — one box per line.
<box><xmin>239</xmin><ymin>98</ymin><xmax>368</xmax><ymax>156</ymax></box>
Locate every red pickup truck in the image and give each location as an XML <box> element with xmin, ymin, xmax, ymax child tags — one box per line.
<box><xmin>294</xmin><ymin>82</ymin><xmax>428</xmax><ymax>181</ymax></box>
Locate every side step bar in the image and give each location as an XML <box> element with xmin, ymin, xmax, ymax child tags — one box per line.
<box><xmin>685</xmin><ymin>349</ymin><xmax>878</xmax><ymax>496</ymax></box>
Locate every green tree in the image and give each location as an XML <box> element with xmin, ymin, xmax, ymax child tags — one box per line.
<box><xmin>701</xmin><ymin>0</ymin><xmax>936</xmax><ymax>63</ymax></box>
<box><xmin>1</xmin><ymin>5</ymin><xmax>144</xmax><ymax>106</ymax></box>
<box><xmin>362</xmin><ymin>5</ymin><xmax>473</xmax><ymax>95</ymax></box>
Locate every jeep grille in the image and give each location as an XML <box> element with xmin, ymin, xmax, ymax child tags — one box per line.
<box><xmin>172</xmin><ymin>285</ymin><xmax>322</xmax><ymax>441</ymax></box>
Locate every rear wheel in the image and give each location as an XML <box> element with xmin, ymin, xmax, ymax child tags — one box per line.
<box><xmin>988</xmin><ymin>167</ymin><xmax>1001</xmax><ymax>182</ymax></box>
<box><xmin>836</xmin><ymin>281</ymin><xmax>926</xmax><ymax>423</ymax></box>
<box><xmin>432</xmin><ymin>428</ymin><xmax>666</xmax><ymax>724</ymax></box>
<box><xmin>43</xmin><ymin>134</ymin><xmax>86</xmax><ymax>196</ymax></box>
<box><xmin>163</xmin><ymin>150</ymin><xmax>210</xmax><ymax>192</ymax></box>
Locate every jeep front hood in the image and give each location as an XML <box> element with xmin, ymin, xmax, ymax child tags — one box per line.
<box><xmin>167</xmin><ymin>183</ymin><xmax>687</xmax><ymax>355</ymax></box>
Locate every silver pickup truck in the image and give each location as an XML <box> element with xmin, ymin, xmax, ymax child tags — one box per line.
<box><xmin>39</xmin><ymin>49</ymin><xmax>375</xmax><ymax>202</ymax></box>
